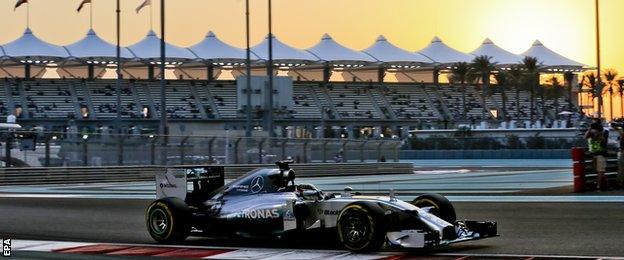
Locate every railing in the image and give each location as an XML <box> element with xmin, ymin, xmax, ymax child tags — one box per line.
<box><xmin>0</xmin><ymin>131</ymin><xmax>402</xmax><ymax>167</ymax></box>
<box><xmin>0</xmin><ymin>163</ymin><xmax>413</xmax><ymax>186</ymax></box>
<box><xmin>407</xmin><ymin>136</ymin><xmax>586</xmax><ymax>150</ymax></box>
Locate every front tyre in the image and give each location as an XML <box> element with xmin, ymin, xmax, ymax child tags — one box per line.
<box><xmin>336</xmin><ymin>204</ymin><xmax>386</xmax><ymax>252</ymax></box>
<box><xmin>412</xmin><ymin>193</ymin><xmax>456</xmax><ymax>223</ymax></box>
<box><xmin>146</xmin><ymin>198</ymin><xmax>190</xmax><ymax>243</ymax></box>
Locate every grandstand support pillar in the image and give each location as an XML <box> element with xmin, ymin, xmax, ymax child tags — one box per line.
<box><xmin>208</xmin><ymin>137</ymin><xmax>216</xmax><ymax>164</ymax></box>
<box><xmin>377</xmin><ymin>141</ymin><xmax>385</xmax><ymax>162</ymax></box>
<box><xmin>322</xmin><ymin>140</ymin><xmax>329</xmax><ymax>163</ymax></box>
<box><xmin>180</xmin><ymin>136</ymin><xmax>189</xmax><ymax>165</ymax></box>
<box><xmin>88</xmin><ymin>64</ymin><xmax>95</xmax><ymax>80</ymax></box>
<box><xmin>302</xmin><ymin>140</ymin><xmax>309</xmax><ymax>163</ymax></box>
<box><xmin>257</xmin><ymin>138</ymin><xmax>266</xmax><ymax>164</ymax></box>
<box><xmin>148</xmin><ymin>65</ymin><xmax>155</xmax><ymax>81</ymax></box>
<box><xmin>207</xmin><ymin>64</ymin><xmax>214</xmax><ymax>82</ymax></box>
<box><xmin>281</xmin><ymin>139</ymin><xmax>287</xmax><ymax>160</ymax></box>
<box><xmin>433</xmin><ymin>67</ymin><xmax>440</xmax><ymax>87</ymax></box>
<box><xmin>360</xmin><ymin>141</ymin><xmax>368</xmax><ymax>162</ymax></box>
<box><xmin>234</xmin><ymin>138</ymin><xmax>242</xmax><ymax>164</ymax></box>
<box><xmin>341</xmin><ymin>140</ymin><xmax>348</xmax><ymax>163</ymax></box>
<box><xmin>24</xmin><ymin>64</ymin><xmax>31</xmax><ymax>80</ymax></box>
<box><xmin>377</xmin><ymin>66</ymin><xmax>386</xmax><ymax>84</ymax></box>
<box><xmin>323</xmin><ymin>63</ymin><xmax>331</xmax><ymax>83</ymax></box>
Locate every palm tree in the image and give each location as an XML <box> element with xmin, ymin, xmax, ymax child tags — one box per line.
<box><xmin>522</xmin><ymin>56</ymin><xmax>541</xmax><ymax>122</ymax></box>
<box><xmin>563</xmin><ymin>71</ymin><xmax>575</xmax><ymax>110</ymax></box>
<box><xmin>507</xmin><ymin>66</ymin><xmax>524</xmax><ymax>120</ymax></box>
<box><xmin>618</xmin><ymin>79</ymin><xmax>624</xmax><ymax>118</ymax></box>
<box><xmin>448</xmin><ymin>62</ymin><xmax>471</xmax><ymax>118</ymax></box>
<box><xmin>603</xmin><ymin>69</ymin><xmax>619</xmax><ymax>120</ymax></box>
<box><xmin>471</xmin><ymin>55</ymin><xmax>498</xmax><ymax>119</ymax></box>
<box><xmin>494</xmin><ymin>71</ymin><xmax>510</xmax><ymax>120</ymax></box>
<box><xmin>581</xmin><ymin>72</ymin><xmax>601</xmax><ymax>116</ymax></box>
<box><xmin>545</xmin><ymin>76</ymin><xmax>565</xmax><ymax>119</ymax></box>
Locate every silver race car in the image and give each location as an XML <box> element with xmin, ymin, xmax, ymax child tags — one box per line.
<box><xmin>146</xmin><ymin>160</ymin><xmax>497</xmax><ymax>251</ymax></box>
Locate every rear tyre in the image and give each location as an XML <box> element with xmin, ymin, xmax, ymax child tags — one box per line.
<box><xmin>412</xmin><ymin>193</ymin><xmax>456</xmax><ymax>223</ymax></box>
<box><xmin>146</xmin><ymin>198</ymin><xmax>191</xmax><ymax>243</ymax></box>
<box><xmin>336</xmin><ymin>204</ymin><xmax>386</xmax><ymax>252</ymax></box>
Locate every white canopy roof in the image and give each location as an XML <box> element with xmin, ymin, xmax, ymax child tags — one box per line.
<box><xmin>188</xmin><ymin>31</ymin><xmax>248</xmax><ymax>62</ymax></box>
<box><xmin>522</xmin><ymin>40</ymin><xmax>585</xmax><ymax>68</ymax></box>
<box><xmin>417</xmin><ymin>36</ymin><xmax>474</xmax><ymax>65</ymax></box>
<box><xmin>363</xmin><ymin>35</ymin><xmax>433</xmax><ymax>65</ymax></box>
<box><xmin>307</xmin><ymin>34</ymin><xmax>376</xmax><ymax>64</ymax></box>
<box><xmin>64</xmin><ymin>29</ymin><xmax>135</xmax><ymax>60</ymax></box>
<box><xmin>127</xmin><ymin>30</ymin><xmax>196</xmax><ymax>60</ymax></box>
<box><xmin>471</xmin><ymin>38</ymin><xmax>522</xmax><ymax>65</ymax></box>
<box><xmin>251</xmin><ymin>34</ymin><xmax>318</xmax><ymax>63</ymax></box>
<box><xmin>2</xmin><ymin>28</ymin><xmax>68</xmax><ymax>59</ymax></box>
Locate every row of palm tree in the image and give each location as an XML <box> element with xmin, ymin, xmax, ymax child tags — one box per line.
<box><xmin>448</xmin><ymin>55</ymin><xmax>570</xmax><ymax>122</ymax></box>
<box><xmin>581</xmin><ymin>69</ymin><xmax>623</xmax><ymax>119</ymax></box>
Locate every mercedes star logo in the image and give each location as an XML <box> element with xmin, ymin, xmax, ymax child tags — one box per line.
<box><xmin>250</xmin><ymin>176</ymin><xmax>264</xmax><ymax>193</ymax></box>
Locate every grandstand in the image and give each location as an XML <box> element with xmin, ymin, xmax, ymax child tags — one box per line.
<box><xmin>0</xmin><ymin>78</ymin><xmax>579</xmax><ymax>135</ymax></box>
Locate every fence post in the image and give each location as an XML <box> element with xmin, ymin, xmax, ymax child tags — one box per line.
<box><xmin>302</xmin><ymin>140</ymin><xmax>309</xmax><ymax>163</ymax></box>
<box><xmin>208</xmin><ymin>137</ymin><xmax>216</xmax><ymax>164</ymax></box>
<box><xmin>117</xmin><ymin>134</ymin><xmax>123</xmax><ymax>166</ymax></box>
<box><xmin>44</xmin><ymin>136</ymin><xmax>51</xmax><ymax>167</ymax></box>
<box><xmin>342</xmin><ymin>140</ymin><xmax>348</xmax><ymax>163</ymax></box>
<box><xmin>281</xmin><ymin>139</ymin><xmax>287</xmax><ymax>160</ymax></box>
<box><xmin>322</xmin><ymin>140</ymin><xmax>329</xmax><ymax>163</ymax></box>
<box><xmin>377</xmin><ymin>141</ymin><xmax>385</xmax><ymax>162</ymax></box>
<box><xmin>234</xmin><ymin>138</ymin><xmax>242</xmax><ymax>164</ymax></box>
<box><xmin>393</xmin><ymin>142</ymin><xmax>400</xmax><ymax>162</ymax></box>
<box><xmin>180</xmin><ymin>136</ymin><xmax>189</xmax><ymax>165</ymax></box>
<box><xmin>257</xmin><ymin>138</ymin><xmax>266</xmax><ymax>164</ymax></box>
<box><xmin>150</xmin><ymin>137</ymin><xmax>156</xmax><ymax>165</ymax></box>
<box><xmin>360</xmin><ymin>141</ymin><xmax>367</xmax><ymax>162</ymax></box>
<box><xmin>82</xmin><ymin>139</ymin><xmax>88</xmax><ymax>166</ymax></box>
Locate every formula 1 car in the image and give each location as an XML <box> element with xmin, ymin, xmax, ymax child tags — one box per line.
<box><xmin>146</xmin><ymin>161</ymin><xmax>497</xmax><ymax>251</ymax></box>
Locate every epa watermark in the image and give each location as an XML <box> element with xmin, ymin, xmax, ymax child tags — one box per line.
<box><xmin>1</xmin><ymin>238</ymin><xmax>9</xmax><ymax>257</ymax></box>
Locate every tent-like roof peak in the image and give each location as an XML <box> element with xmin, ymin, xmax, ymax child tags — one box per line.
<box><xmin>2</xmin><ymin>27</ymin><xmax>69</xmax><ymax>59</ymax></box>
<box><xmin>127</xmin><ymin>30</ymin><xmax>196</xmax><ymax>60</ymax></box>
<box><xmin>307</xmin><ymin>33</ymin><xmax>376</xmax><ymax>63</ymax></box>
<box><xmin>189</xmin><ymin>30</ymin><xmax>247</xmax><ymax>62</ymax></box>
<box><xmin>417</xmin><ymin>36</ymin><xmax>473</xmax><ymax>64</ymax></box>
<box><xmin>471</xmin><ymin>38</ymin><xmax>522</xmax><ymax>65</ymax></box>
<box><xmin>363</xmin><ymin>35</ymin><xmax>432</xmax><ymax>65</ymax></box>
<box><xmin>251</xmin><ymin>34</ymin><xmax>318</xmax><ymax>63</ymax></box>
<box><xmin>532</xmin><ymin>40</ymin><xmax>544</xmax><ymax>46</ymax></box>
<box><xmin>65</xmin><ymin>29</ymin><xmax>135</xmax><ymax>59</ymax></box>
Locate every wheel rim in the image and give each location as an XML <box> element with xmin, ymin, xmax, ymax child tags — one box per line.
<box><xmin>150</xmin><ymin>208</ymin><xmax>168</xmax><ymax>235</ymax></box>
<box><xmin>343</xmin><ymin>213</ymin><xmax>368</xmax><ymax>244</ymax></box>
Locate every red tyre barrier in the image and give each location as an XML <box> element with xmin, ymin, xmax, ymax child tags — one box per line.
<box><xmin>573</xmin><ymin>162</ymin><xmax>585</xmax><ymax>193</ymax></box>
<box><xmin>571</xmin><ymin>147</ymin><xmax>586</xmax><ymax>193</ymax></box>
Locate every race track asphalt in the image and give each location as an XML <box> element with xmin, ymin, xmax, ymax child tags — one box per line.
<box><xmin>1</xmin><ymin>197</ymin><xmax>623</xmax><ymax>257</ymax></box>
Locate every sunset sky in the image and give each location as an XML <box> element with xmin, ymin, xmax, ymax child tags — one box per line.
<box><xmin>0</xmin><ymin>0</ymin><xmax>622</xmax><ymax>74</ymax></box>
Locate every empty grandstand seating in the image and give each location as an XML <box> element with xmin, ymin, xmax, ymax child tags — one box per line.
<box><xmin>0</xmin><ymin>79</ymin><xmax>578</xmax><ymax>125</ymax></box>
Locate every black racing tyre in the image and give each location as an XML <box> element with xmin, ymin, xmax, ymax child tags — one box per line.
<box><xmin>146</xmin><ymin>198</ymin><xmax>191</xmax><ymax>243</ymax></box>
<box><xmin>336</xmin><ymin>203</ymin><xmax>386</xmax><ymax>252</ymax></box>
<box><xmin>412</xmin><ymin>193</ymin><xmax>456</xmax><ymax>223</ymax></box>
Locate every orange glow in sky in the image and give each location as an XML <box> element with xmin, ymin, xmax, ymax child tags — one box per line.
<box><xmin>0</xmin><ymin>0</ymin><xmax>622</xmax><ymax>74</ymax></box>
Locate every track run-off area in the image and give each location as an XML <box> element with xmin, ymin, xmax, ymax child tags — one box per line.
<box><xmin>2</xmin><ymin>159</ymin><xmax>624</xmax><ymax>259</ymax></box>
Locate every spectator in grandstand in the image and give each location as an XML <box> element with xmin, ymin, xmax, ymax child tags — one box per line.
<box><xmin>585</xmin><ymin>117</ymin><xmax>609</xmax><ymax>190</ymax></box>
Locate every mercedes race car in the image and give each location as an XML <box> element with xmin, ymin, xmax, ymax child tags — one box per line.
<box><xmin>146</xmin><ymin>161</ymin><xmax>497</xmax><ymax>251</ymax></box>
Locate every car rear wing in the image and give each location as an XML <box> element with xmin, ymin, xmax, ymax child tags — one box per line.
<box><xmin>156</xmin><ymin>166</ymin><xmax>225</xmax><ymax>200</ymax></box>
